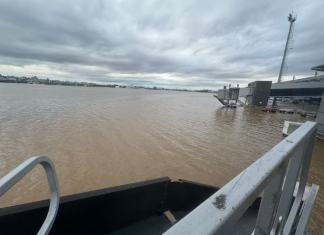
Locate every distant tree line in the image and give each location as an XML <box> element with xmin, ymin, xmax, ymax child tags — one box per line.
<box><xmin>0</xmin><ymin>74</ymin><xmax>120</xmax><ymax>88</ymax></box>
<box><xmin>0</xmin><ymin>74</ymin><xmax>217</xmax><ymax>92</ymax></box>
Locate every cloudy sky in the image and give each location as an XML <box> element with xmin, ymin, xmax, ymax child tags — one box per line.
<box><xmin>0</xmin><ymin>0</ymin><xmax>323</xmax><ymax>89</ymax></box>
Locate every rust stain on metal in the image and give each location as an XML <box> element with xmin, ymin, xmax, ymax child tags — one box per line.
<box><xmin>213</xmin><ymin>194</ymin><xmax>226</xmax><ymax>210</ymax></box>
<box><xmin>272</xmin><ymin>192</ymin><xmax>278</xmax><ymax>204</ymax></box>
<box><xmin>278</xmin><ymin>161</ymin><xmax>286</xmax><ymax>172</ymax></box>
<box><xmin>256</xmin><ymin>226</ymin><xmax>267</xmax><ymax>235</ymax></box>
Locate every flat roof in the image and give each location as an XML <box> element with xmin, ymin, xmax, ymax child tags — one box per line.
<box><xmin>311</xmin><ymin>64</ymin><xmax>324</xmax><ymax>71</ymax></box>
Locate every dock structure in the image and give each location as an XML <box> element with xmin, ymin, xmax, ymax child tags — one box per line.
<box><xmin>214</xmin><ymin>85</ymin><xmax>240</xmax><ymax>107</ymax></box>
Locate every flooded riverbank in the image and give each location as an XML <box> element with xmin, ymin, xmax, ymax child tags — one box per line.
<box><xmin>0</xmin><ymin>83</ymin><xmax>323</xmax><ymax>234</ymax></box>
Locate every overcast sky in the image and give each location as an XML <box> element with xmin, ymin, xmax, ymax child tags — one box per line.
<box><xmin>0</xmin><ymin>0</ymin><xmax>323</xmax><ymax>89</ymax></box>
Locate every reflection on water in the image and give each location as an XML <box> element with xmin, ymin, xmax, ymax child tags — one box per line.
<box><xmin>0</xmin><ymin>83</ymin><xmax>323</xmax><ymax>234</ymax></box>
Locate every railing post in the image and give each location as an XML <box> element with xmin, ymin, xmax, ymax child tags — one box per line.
<box><xmin>271</xmin><ymin>142</ymin><xmax>307</xmax><ymax>235</ymax></box>
<box><xmin>254</xmin><ymin>163</ymin><xmax>287</xmax><ymax>235</ymax></box>
<box><xmin>163</xmin><ymin>122</ymin><xmax>317</xmax><ymax>235</ymax></box>
<box><xmin>283</xmin><ymin>131</ymin><xmax>317</xmax><ymax>235</ymax></box>
<box><xmin>0</xmin><ymin>156</ymin><xmax>60</xmax><ymax>235</ymax></box>
<box><xmin>295</xmin><ymin>184</ymin><xmax>319</xmax><ymax>235</ymax></box>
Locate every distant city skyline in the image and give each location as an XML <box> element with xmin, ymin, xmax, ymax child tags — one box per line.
<box><xmin>0</xmin><ymin>0</ymin><xmax>323</xmax><ymax>90</ymax></box>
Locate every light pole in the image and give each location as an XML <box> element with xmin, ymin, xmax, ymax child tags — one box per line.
<box><xmin>277</xmin><ymin>13</ymin><xmax>297</xmax><ymax>83</ymax></box>
<box><xmin>273</xmin><ymin>13</ymin><xmax>297</xmax><ymax>107</ymax></box>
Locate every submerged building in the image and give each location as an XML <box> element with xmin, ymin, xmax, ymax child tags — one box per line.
<box><xmin>238</xmin><ymin>81</ymin><xmax>272</xmax><ymax>106</ymax></box>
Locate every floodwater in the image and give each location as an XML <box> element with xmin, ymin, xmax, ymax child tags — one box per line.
<box><xmin>0</xmin><ymin>83</ymin><xmax>323</xmax><ymax>234</ymax></box>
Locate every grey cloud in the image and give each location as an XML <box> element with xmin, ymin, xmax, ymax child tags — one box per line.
<box><xmin>0</xmin><ymin>0</ymin><xmax>323</xmax><ymax>89</ymax></box>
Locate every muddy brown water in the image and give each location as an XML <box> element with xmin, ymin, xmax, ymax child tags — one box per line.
<box><xmin>0</xmin><ymin>83</ymin><xmax>323</xmax><ymax>234</ymax></box>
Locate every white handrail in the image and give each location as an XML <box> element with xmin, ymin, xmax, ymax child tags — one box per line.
<box><xmin>163</xmin><ymin>121</ymin><xmax>318</xmax><ymax>235</ymax></box>
<box><xmin>0</xmin><ymin>156</ymin><xmax>60</xmax><ymax>235</ymax></box>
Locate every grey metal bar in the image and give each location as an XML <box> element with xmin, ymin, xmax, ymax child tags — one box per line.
<box><xmin>254</xmin><ymin>164</ymin><xmax>287</xmax><ymax>235</ymax></box>
<box><xmin>295</xmin><ymin>184</ymin><xmax>319</xmax><ymax>235</ymax></box>
<box><xmin>0</xmin><ymin>156</ymin><xmax>60</xmax><ymax>235</ymax></box>
<box><xmin>274</xmin><ymin>216</ymin><xmax>283</xmax><ymax>235</ymax></box>
<box><xmin>283</xmin><ymin>131</ymin><xmax>317</xmax><ymax>235</ymax></box>
<box><xmin>271</xmin><ymin>142</ymin><xmax>306</xmax><ymax>234</ymax></box>
<box><xmin>163</xmin><ymin>122</ymin><xmax>317</xmax><ymax>235</ymax></box>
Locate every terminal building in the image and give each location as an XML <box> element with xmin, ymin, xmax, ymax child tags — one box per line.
<box><xmin>215</xmin><ymin>64</ymin><xmax>324</xmax><ymax>134</ymax></box>
<box><xmin>270</xmin><ymin>74</ymin><xmax>324</xmax><ymax>97</ymax></box>
<box><xmin>311</xmin><ymin>64</ymin><xmax>324</xmax><ymax>133</ymax></box>
<box><xmin>270</xmin><ymin>64</ymin><xmax>324</xmax><ymax>98</ymax></box>
<box><xmin>270</xmin><ymin>64</ymin><xmax>324</xmax><ymax>133</ymax></box>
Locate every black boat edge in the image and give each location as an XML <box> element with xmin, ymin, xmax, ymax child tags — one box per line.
<box><xmin>0</xmin><ymin>177</ymin><xmax>261</xmax><ymax>235</ymax></box>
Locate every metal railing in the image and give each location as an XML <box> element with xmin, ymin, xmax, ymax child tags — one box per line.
<box><xmin>164</xmin><ymin>121</ymin><xmax>319</xmax><ymax>235</ymax></box>
<box><xmin>0</xmin><ymin>156</ymin><xmax>60</xmax><ymax>235</ymax></box>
